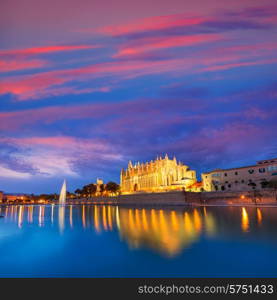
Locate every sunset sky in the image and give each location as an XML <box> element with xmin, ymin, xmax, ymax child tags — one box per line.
<box><xmin>0</xmin><ymin>0</ymin><xmax>276</xmax><ymax>193</ymax></box>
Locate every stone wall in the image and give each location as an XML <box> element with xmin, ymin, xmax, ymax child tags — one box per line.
<box><xmin>79</xmin><ymin>189</ymin><xmax>277</xmax><ymax>206</ymax></box>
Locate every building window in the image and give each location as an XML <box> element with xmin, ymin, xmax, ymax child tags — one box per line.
<box><xmin>235</xmin><ymin>171</ymin><xmax>238</xmax><ymax>175</ymax></box>
<box><xmin>268</xmin><ymin>166</ymin><xmax>277</xmax><ymax>172</ymax></box>
<box><xmin>235</xmin><ymin>181</ymin><xmax>238</xmax><ymax>184</ymax></box>
<box><xmin>241</xmin><ymin>180</ymin><xmax>245</xmax><ymax>183</ymax></box>
<box><xmin>215</xmin><ymin>185</ymin><xmax>218</xmax><ymax>191</ymax></box>
<box><xmin>221</xmin><ymin>186</ymin><xmax>225</xmax><ymax>191</ymax></box>
<box><xmin>225</xmin><ymin>181</ymin><xmax>228</xmax><ymax>184</ymax></box>
<box><xmin>249</xmin><ymin>179</ymin><xmax>252</xmax><ymax>183</ymax></box>
<box><xmin>228</xmin><ymin>184</ymin><xmax>231</xmax><ymax>188</ymax></box>
<box><xmin>248</xmin><ymin>169</ymin><xmax>254</xmax><ymax>174</ymax></box>
<box><xmin>259</xmin><ymin>168</ymin><xmax>265</xmax><ymax>173</ymax></box>
<box><xmin>212</xmin><ymin>173</ymin><xmax>220</xmax><ymax>177</ymax></box>
<box><xmin>224</xmin><ymin>173</ymin><xmax>227</xmax><ymax>177</ymax></box>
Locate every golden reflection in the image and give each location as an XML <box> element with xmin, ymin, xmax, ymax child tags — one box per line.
<box><xmin>193</xmin><ymin>209</ymin><xmax>202</xmax><ymax>232</ymax></box>
<box><xmin>128</xmin><ymin>209</ymin><xmax>135</xmax><ymax>232</ymax></box>
<box><xmin>171</xmin><ymin>211</ymin><xmax>179</xmax><ymax>232</ymax></box>
<box><xmin>102</xmin><ymin>206</ymin><xmax>108</xmax><ymax>230</ymax></box>
<box><xmin>151</xmin><ymin>209</ymin><xmax>158</xmax><ymax>232</ymax></box>
<box><xmin>256</xmin><ymin>208</ymin><xmax>262</xmax><ymax>226</ymax></box>
<box><xmin>94</xmin><ymin>206</ymin><xmax>101</xmax><ymax>232</ymax></box>
<box><xmin>241</xmin><ymin>207</ymin><xmax>249</xmax><ymax>232</ymax></box>
<box><xmin>184</xmin><ymin>212</ymin><xmax>193</xmax><ymax>233</ymax></box>
<box><xmin>107</xmin><ymin>206</ymin><xmax>113</xmax><ymax>230</ymax></box>
<box><xmin>116</xmin><ymin>207</ymin><xmax>213</xmax><ymax>257</ymax></box>
<box><xmin>115</xmin><ymin>206</ymin><xmax>120</xmax><ymax>230</ymax></box>
<box><xmin>142</xmin><ymin>209</ymin><xmax>149</xmax><ymax>231</ymax></box>
<box><xmin>203</xmin><ymin>208</ymin><xmax>216</xmax><ymax>236</ymax></box>
<box><xmin>82</xmin><ymin>205</ymin><xmax>86</xmax><ymax>228</ymax></box>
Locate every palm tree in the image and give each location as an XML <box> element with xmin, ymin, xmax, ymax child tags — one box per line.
<box><xmin>105</xmin><ymin>181</ymin><xmax>120</xmax><ymax>195</ymax></box>
<box><xmin>74</xmin><ymin>189</ymin><xmax>82</xmax><ymax>198</ymax></box>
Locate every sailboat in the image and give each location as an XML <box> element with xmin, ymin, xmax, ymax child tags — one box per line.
<box><xmin>59</xmin><ymin>179</ymin><xmax>67</xmax><ymax>205</ymax></box>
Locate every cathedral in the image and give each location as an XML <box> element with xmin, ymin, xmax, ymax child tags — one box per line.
<box><xmin>120</xmin><ymin>154</ymin><xmax>197</xmax><ymax>194</ymax></box>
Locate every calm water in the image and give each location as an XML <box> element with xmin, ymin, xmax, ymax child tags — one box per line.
<box><xmin>0</xmin><ymin>204</ymin><xmax>277</xmax><ymax>277</ymax></box>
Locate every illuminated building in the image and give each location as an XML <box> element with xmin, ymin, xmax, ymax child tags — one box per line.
<box><xmin>120</xmin><ymin>154</ymin><xmax>196</xmax><ymax>194</ymax></box>
<box><xmin>4</xmin><ymin>193</ymin><xmax>30</xmax><ymax>203</ymax></box>
<box><xmin>202</xmin><ymin>158</ymin><xmax>277</xmax><ymax>192</ymax></box>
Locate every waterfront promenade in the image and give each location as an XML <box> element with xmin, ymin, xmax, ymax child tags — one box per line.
<box><xmin>73</xmin><ymin>190</ymin><xmax>277</xmax><ymax>207</ymax></box>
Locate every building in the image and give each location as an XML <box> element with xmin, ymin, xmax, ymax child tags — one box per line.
<box><xmin>95</xmin><ymin>178</ymin><xmax>105</xmax><ymax>196</ymax></box>
<box><xmin>3</xmin><ymin>194</ymin><xmax>31</xmax><ymax>203</ymax></box>
<box><xmin>202</xmin><ymin>158</ymin><xmax>277</xmax><ymax>192</ymax></box>
<box><xmin>0</xmin><ymin>191</ymin><xmax>3</xmax><ymax>203</ymax></box>
<box><xmin>120</xmin><ymin>154</ymin><xmax>196</xmax><ymax>194</ymax></box>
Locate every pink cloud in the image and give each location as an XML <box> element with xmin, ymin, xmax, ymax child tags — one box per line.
<box><xmin>201</xmin><ymin>58</ymin><xmax>277</xmax><ymax>72</ymax></box>
<box><xmin>0</xmin><ymin>59</ymin><xmax>47</xmax><ymax>72</ymax></box>
<box><xmin>0</xmin><ymin>136</ymin><xmax>124</xmax><ymax>177</ymax></box>
<box><xmin>0</xmin><ymin>44</ymin><xmax>99</xmax><ymax>57</ymax></box>
<box><xmin>0</xmin><ymin>58</ymin><xmax>186</xmax><ymax>100</ymax></box>
<box><xmin>114</xmin><ymin>34</ymin><xmax>221</xmax><ymax>58</ymax></box>
<box><xmin>99</xmin><ymin>14</ymin><xmax>209</xmax><ymax>36</ymax></box>
<box><xmin>0</xmin><ymin>44</ymin><xmax>100</xmax><ymax>74</ymax></box>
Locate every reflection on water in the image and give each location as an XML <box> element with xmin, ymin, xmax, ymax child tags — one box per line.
<box><xmin>1</xmin><ymin>204</ymin><xmax>274</xmax><ymax>258</ymax></box>
<box><xmin>241</xmin><ymin>207</ymin><xmax>249</xmax><ymax>232</ymax></box>
<box><xmin>256</xmin><ymin>208</ymin><xmax>262</xmax><ymax>226</ymax></box>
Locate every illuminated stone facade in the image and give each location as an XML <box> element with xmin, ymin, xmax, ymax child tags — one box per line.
<box><xmin>202</xmin><ymin>158</ymin><xmax>277</xmax><ymax>192</ymax></box>
<box><xmin>120</xmin><ymin>154</ymin><xmax>196</xmax><ymax>194</ymax></box>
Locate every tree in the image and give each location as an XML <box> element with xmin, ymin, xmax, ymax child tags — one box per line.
<box><xmin>105</xmin><ymin>181</ymin><xmax>120</xmax><ymax>195</ymax></box>
<box><xmin>75</xmin><ymin>189</ymin><xmax>82</xmax><ymax>198</ymax></box>
<box><xmin>82</xmin><ymin>184</ymin><xmax>97</xmax><ymax>198</ymax></box>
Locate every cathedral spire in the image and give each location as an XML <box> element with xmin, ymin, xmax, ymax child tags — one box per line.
<box><xmin>128</xmin><ymin>160</ymin><xmax>133</xmax><ymax>169</ymax></box>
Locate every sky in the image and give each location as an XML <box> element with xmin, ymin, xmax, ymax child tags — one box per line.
<box><xmin>0</xmin><ymin>0</ymin><xmax>277</xmax><ymax>193</ymax></box>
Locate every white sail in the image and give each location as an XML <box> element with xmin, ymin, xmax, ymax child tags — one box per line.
<box><xmin>59</xmin><ymin>179</ymin><xmax>67</xmax><ymax>205</ymax></box>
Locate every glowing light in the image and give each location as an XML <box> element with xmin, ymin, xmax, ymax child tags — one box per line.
<box><xmin>94</xmin><ymin>206</ymin><xmax>101</xmax><ymax>232</ymax></box>
<box><xmin>241</xmin><ymin>207</ymin><xmax>249</xmax><ymax>232</ymax></box>
<box><xmin>151</xmin><ymin>209</ymin><xmax>158</xmax><ymax>232</ymax></box>
<box><xmin>204</xmin><ymin>212</ymin><xmax>216</xmax><ymax>235</ymax></box>
<box><xmin>135</xmin><ymin>209</ymin><xmax>142</xmax><ymax>231</ymax></box>
<box><xmin>115</xmin><ymin>206</ymin><xmax>120</xmax><ymax>230</ymax></box>
<box><xmin>193</xmin><ymin>209</ymin><xmax>202</xmax><ymax>232</ymax></box>
<box><xmin>82</xmin><ymin>205</ymin><xmax>86</xmax><ymax>228</ymax></box>
<box><xmin>102</xmin><ymin>206</ymin><xmax>108</xmax><ymax>230</ymax></box>
<box><xmin>171</xmin><ymin>211</ymin><xmax>179</xmax><ymax>231</ymax></box>
<box><xmin>256</xmin><ymin>208</ymin><xmax>262</xmax><ymax>225</ymax></box>
<box><xmin>107</xmin><ymin>206</ymin><xmax>113</xmax><ymax>229</ymax></box>
<box><xmin>128</xmin><ymin>209</ymin><xmax>135</xmax><ymax>231</ymax></box>
<box><xmin>142</xmin><ymin>209</ymin><xmax>148</xmax><ymax>231</ymax></box>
